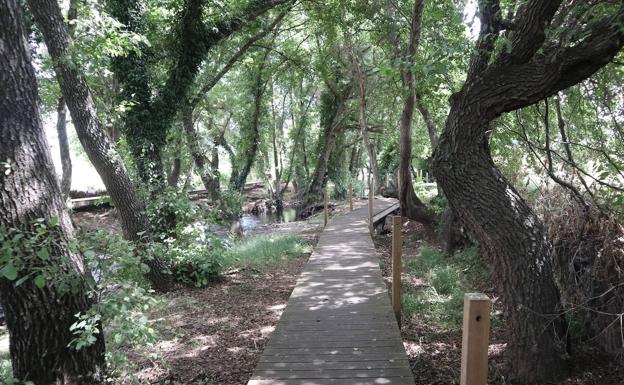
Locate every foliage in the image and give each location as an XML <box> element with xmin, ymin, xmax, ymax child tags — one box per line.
<box><xmin>0</xmin><ymin>218</ymin><xmax>83</xmax><ymax>292</ymax></box>
<box><xmin>227</xmin><ymin>234</ymin><xmax>310</xmax><ymax>269</ymax></box>
<box><xmin>77</xmin><ymin>230</ymin><xmax>160</xmax><ymax>378</ymax></box>
<box><xmin>160</xmin><ymin>222</ymin><xmax>227</xmax><ymax>287</ymax></box>
<box><xmin>403</xmin><ymin>244</ymin><xmax>491</xmax><ymax>329</ymax></box>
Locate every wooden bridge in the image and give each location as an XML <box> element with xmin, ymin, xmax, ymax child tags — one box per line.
<box><xmin>248</xmin><ymin>198</ymin><xmax>415</xmax><ymax>385</ymax></box>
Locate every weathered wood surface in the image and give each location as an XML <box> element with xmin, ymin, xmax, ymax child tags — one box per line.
<box><xmin>372</xmin><ymin>202</ymin><xmax>400</xmax><ymax>225</ymax></box>
<box><xmin>248</xmin><ymin>197</ymin><xmax>414</xmax><ymax>385</ymax></box>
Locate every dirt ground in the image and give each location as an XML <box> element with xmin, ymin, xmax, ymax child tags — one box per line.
<box><xmin>120</xmin><ymin>201</ymin><xmax>331</xmax><ymax>384</ymax></box>
<box><xmin>372</xmin><ymin>220</ymin><xmax>623</xmax><ymax>385</ymax></box>
<box><xmin>126</xmin><ymin>255</ymin><xmax>311</xmax><ymax>385</ymax></box>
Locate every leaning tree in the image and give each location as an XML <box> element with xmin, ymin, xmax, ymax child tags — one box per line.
<box><xmin>431</xmin><ymin>1</ymin><xmax>624</xmax><ymax>382</ymax></box>
<box><xmin>27</xmin><ymin>0</ymin><xmax>173</xmax><ymax>292</ymax></box>
<box><xmin>0</xmin><ymin>0</ymin><xmax>105</xmax><ymax>381</ymax></box>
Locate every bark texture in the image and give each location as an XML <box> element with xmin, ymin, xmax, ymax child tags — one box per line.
<box><xmin>27</xmin><ymin>0</ymin><xmax>172</xmax><ymax>292</ymax></box>
<box><xmin>0</xmin><ymin>1</ymin><xmax>105</xmax><ymax>382</ymax></box>
<box><xmin>431</xmin><ymin>1</ymin><xmax>624</xmax><ymax>382</ymax></box>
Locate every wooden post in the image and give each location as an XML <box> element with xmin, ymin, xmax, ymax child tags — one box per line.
<box><xmin>323</xmin><ymin>189</ymin><xmax>328</xmax><ymax>227</ymax></box>
<box><xmin>385</xmin><ymin>174</ymin><xmax>389</xmax><ymax>187</ymax></box>
<box><xmin>391</xmin><ymin>215</ymin><xmax>402</xmax><ymax>327</ymax></box>
<box><xmin>349</xmin><ymin>182</ymin><xmax>353</xmax><ymax>211</ymax></box>
<box><xmin>368</xmin><ymin>177</ymin><xmax>374</xmax><ymax>234</ymax></box>
<box><xmin>460</xmin><ymin>293</ymin><xmax>491</xmax><ymax>385</ymax></box>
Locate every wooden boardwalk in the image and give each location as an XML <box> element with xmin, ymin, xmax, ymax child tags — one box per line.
<box><xmin>248</xmin><ymin>198</ymin><xmax>415</xmax><ymax>385</ymax></box>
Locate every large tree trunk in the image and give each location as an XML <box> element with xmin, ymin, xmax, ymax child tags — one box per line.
<box><xmin>27</xmin><ymin>0</ymin><xmax>172</xmax><ymax>292</ymax></box>
<box><xmin>167</xmin><ymin>158</ymin><xmax>182</xmax><ymax>188</ymax></box>
<box><xmin>432</xmin><ymin>1</ymin><xmax>624</xmax><ymax>382</ymax></box>
<box><xmin>0</xmin><ymin>2</ymin><xmax>105</xmax><ymax>382</ymax></box>
<box><xmin>434</xmin><ymin>110</ymin><xmax>566</xmax><ymax>382</ymax></box>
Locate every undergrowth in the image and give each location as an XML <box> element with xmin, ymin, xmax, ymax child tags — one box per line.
<box><xmin>227</xmin><ymin>234</ymin><xmax>311</xmax><ymax>269</ymax></box>
<box><xmin>402</xmin><ymin>245</ymin><xmax>491</xmax><ymax>329</ymax></box>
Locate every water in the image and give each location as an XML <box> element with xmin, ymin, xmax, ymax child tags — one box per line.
<box><xmin>240</xmin><ymin>208</ymin><xmax>297</xmax><ymax>231</ymax></box>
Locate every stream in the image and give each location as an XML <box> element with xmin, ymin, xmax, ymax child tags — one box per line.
<box><xmin>240</xmin><ymin>208</ymin><xmax>297</xmax><ymax>232</ymax></box>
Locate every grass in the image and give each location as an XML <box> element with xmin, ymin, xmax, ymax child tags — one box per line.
<box><xmin>402</xmin><ymin>244</ymin><xmax>491</xmax><ymax>329</ymax></box>
<box><xmin>227</xmin><ymin>234</ymin><xmax>311</xmax><ymax>269</ymax></box>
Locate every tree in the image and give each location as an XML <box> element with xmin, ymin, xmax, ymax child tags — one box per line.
<box><xmin>389</xmin><ymin>0</ymin><xmax>436</xmax><ymax>226</ymax></box>
<box><xmin>26</xmin><ymin>0</ymin><xmax>172</xmax><ymax>292</ymax></box>
<box><xmin>108</xmin><ymin>0</ymin><xmax>293</xmax><ymax>195</ymax></box>
<box><xmin>230</xmin><ymin>49</ymin><xmax>271</xmax><ymax>191</ymax></box>
<box><xmin>431</xmin><ymin>1</ymin><xmax>624</xmax><ymax>382</ymax></box>
<box><xmin>303</xmin><ymin>71</ymin><xmax>352</xmax><ymax>208</ymax></box>
<box><xmin>346</xmin><ymin>41</ymin><xmax>382</xmax><ymax>194</ymax></box>
<box><xmin>0</xmin><ymin>0</ymin><xmax>105</xmax><ymax>381</ymax></box>
<box><xmin>54</xmin><ymin>0</ymin><xmax>79</xmax><ymax>199</ymax></box>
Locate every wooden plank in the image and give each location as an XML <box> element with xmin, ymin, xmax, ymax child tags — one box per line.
<box><xmin>251</xmin><ymin>367</ymin><xmax>413</xmax><ymax>380</ymax></box>
<box><xmin>372</xmin><ymin>203</ymin><xmax>400</xmax><ymax>224</ymax></box>
<box><xmin>259</xmin><ymin>353</ymin><xmax>409</xmax><ymax>363</ymax></box>
<box><xmin>249</xmin><ymin>378</ymin><xmax>416</xmax><ymax>385</ymax></box>
<box><xmin>256</xmin><ymin>360</ymin><xmax>408</xmax><ymax>371</ymax></box>
<box><xmin>247</xmin><ymin>199</ymin><xmax>414</xmax><ymax>385</ymax></box>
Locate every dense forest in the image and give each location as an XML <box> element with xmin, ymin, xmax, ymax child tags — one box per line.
<box><xmin>1</xmin><ymin>0</ymin><xmax>623</xmax><ymax>384</ymax></box>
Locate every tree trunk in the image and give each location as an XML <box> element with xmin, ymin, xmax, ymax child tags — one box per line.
<box><xmin>182</xmin><ymin>107</ymin><xmax>221</xmax><ymax>202</ymax></box>
<box><xmin>433</xmin><ymin>109</ymin><xmax>566</xmax><ymax>382</ymax></box>
<box><xmin>398</xmin><ymin>91</ymin><xmax>436</xmax><ymax>226</ymax></box>
<box><xmin>230</xmin><ymin>54</ymin><xmax>268</xmax><ymax>191</ymax></box>
<box><xmin>388</xmin><ymin>0</ymin><xmax>436</xmax><ymax>226</ymax></box>
<box><xmin>431</xmin><ymin>2</ymin><xmax>624</xmax><ymax>382</ymax></box>
<box><xmin>167</xmin><ymin>158</ymin><xmax>182</xmax><ymax>189</ymax></box>
<box><xmin>56</xmin><ymin>98</ymin><xmax>72</xmax><ymax>198</ymax></box>
<box><xmin>304</xmin><ymin>84</ymin><xmax>351</xmax><ymax>207</ymax></box>
<box><xmin>349</xmin><ymin>46</ymin><xmax>381</xmax><ymax>193</ymax></box>
<box><xmin>0</xmin><ymin>2</ymin><xmax>105</xmax><ymax>382</ymax></box>
<box><xmin>27</xmin><ymin>0</ymin><xmax>172</xmax><ymax>292</ymax></box>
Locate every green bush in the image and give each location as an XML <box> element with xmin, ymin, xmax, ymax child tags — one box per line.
<box><xmin>77</xmin><ymin>230</ymin><xmax>160</xmax><ymax>379</ymax></box>
<box><xmin>161</xmin><ymin>223</ymin><xmax>227</xmax><ymax>287</ymax></box>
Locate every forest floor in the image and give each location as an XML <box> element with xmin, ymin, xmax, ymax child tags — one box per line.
<box><xmin>126</xmin><ymin>253</ymin><xmax>310</xmax><ymax>384</ymax></box>
<box><xmin>122</xmin><ymin>204</ymin><xmax>336</xmax><ymax>384</ymax></box>
<box><xmin>372</xmin><ymin>220</ymin><xmax>623</xmax><ymax>385</ymax></box>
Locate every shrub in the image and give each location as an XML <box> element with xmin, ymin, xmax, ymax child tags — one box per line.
<box><xmin>77</xmin><ymin>230</ymin><xmax>160</xmax><ymax>379</ymax></box>
<box><xmin>161</xmin><ymin>222</ymin><xmax>227</xmax><ymax>287</ymax></box>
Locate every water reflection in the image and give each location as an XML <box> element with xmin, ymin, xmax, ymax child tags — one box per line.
<box><xmin>240</xmin><ymin>208</ymin><xmax>297</xmax><ymax>231</ymax></box>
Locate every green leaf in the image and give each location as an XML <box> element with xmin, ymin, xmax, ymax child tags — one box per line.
<box><xmin>37</xmin><ymin>248</ymin><xmax>49</xmax><ymax>261</ymax></box>
<box><xmin>49</xmin><ymin>217</ymin><xmax>59</xmax><ymax>226</ymax></box>
<box><xmin>2</xmin><ymin>264</ymin><xmax>18</xmax><ymax>280</ymax></box>
<box><xmin>34</xmin><ymin>275</ymin><xmax>46</xmax><ymax>288</ymax></box>
<box><xmin>84</xmin><ymin>250</ymin><xmax>96</xmax><ymax>259</ymax></box>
